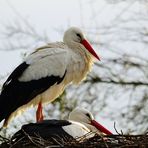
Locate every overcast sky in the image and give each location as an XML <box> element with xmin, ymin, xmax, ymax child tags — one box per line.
<box><xmin>0</xmin><ymin>0</ymin><xmax>81</xmax><ymax>73</ymax></box>
<box><xmin>0</xmin><ymin>0</ymin><xmax>143</xmax><ymax>75</ymax></box>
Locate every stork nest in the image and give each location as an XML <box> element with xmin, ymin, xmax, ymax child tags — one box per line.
<box><xmin>0</xmin><ymin>130</ymin><xmax>148</xmax><ymax>148</ymax></box>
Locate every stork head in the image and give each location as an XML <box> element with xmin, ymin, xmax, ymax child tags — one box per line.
<box><xmin>68</xmin><ymin>108</ymin><xmax>112</xmax><ymax>135</ymax></box>
<box><xmin>63</xmin><ymin>27</ymin><xmax>100</xmax><ymax>60</ymax></box>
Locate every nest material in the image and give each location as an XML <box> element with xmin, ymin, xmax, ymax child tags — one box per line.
<box><xmin>0</xmin><ymin>130</ymin><xmax>148</xmax><ymax>148</ymax></box>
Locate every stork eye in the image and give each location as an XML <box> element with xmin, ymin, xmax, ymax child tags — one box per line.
<box><xmin>76</xmin><ymin>33</ymin><xmax>81</xmax><ymax>38</ymax></box>
<box><xmin>86</xmin><ymin>113</ymin><xmax>91</xmax><ymax>118</ymax></box>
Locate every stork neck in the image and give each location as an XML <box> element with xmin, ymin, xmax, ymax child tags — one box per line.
<box><xmin>65</xmin><ymin>41</ymin><xmax>91</xmax><ymax>60</ymax></box>
<box><xmin>64</xmin><ymin>40</ymin><xmax>94</xmax><ymax>84</ymax></box>
<box><xmin>65</xmin><ymin>41</ymin><xmax>81</xmax><ymax>50</ymax></box>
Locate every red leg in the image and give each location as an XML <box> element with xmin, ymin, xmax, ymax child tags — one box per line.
<box><xmin>36</xmin><ymin>101</ymin><xmax>44</xmax><ymax>122</ymax></box>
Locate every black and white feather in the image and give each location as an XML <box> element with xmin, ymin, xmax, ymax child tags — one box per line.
<box><xmin>0</xmin><ymin>27</ymin><xmax>98</xmax><ymax>126</ymax></box>
<box><xmin>13</xmin><ymin>108</ymin><xmax>100</xmax><ymax>140</ymax></box>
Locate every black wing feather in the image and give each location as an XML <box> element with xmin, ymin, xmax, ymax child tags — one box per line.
<box><xmin>2</xmin><ymin>62</ymin><xmax>29</xmax><ymax>91</ymax></box>
<box><xmin>0</xmin><ymin>62</ymin><xmax>66</xmax><ymax>122</ymax></box>
<box><xmin>13</xmin><ymin>120</ymin><xmax>74</xmax><ymax>141</ymax></box>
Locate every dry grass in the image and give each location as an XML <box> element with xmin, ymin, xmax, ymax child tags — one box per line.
<box><xmin>0</xmin><ymin>130</ymin><xmax>148</xmax><ymax>148</ymax></box>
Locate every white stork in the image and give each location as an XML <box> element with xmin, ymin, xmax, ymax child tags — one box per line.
<box><xmin>0</xmin><ymin>27</ymin><xmax>100</xmax><ymax>127</ymax></box>
<box><xmin>15</xmin><ymin>108</ymin><xmax>112</xmax><ymax>140</ymax></box>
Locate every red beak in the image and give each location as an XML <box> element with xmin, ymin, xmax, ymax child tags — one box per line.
<box><xmin>81</xmin><ymin>39</ymin><xmax>100</xmax><ymax>60</ymax></box>
<box><xmin>91</xmin><ymin>120</ymin><xmax>113</xmax><ymax>135</ymax></box>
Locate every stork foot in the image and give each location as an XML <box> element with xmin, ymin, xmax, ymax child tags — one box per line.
<box><xmin>36</xmin><ymin>101</ymin><xmax>44</xmax><ymax>122</ymax></box>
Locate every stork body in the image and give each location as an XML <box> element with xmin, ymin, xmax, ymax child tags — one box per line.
<box><xmin>14</xmin><ymin>108</ymin><xmax>112</xmax><ymax>141</ymax></box>
<box><xmin>16</xmin><ymin>120</ymin><xmax>90</xmax><ymax>140</ymax></box>
<box><xmin>0</xmin><ymin>27</ymin><xmax>100</xmax><ymax>126</ymax></box>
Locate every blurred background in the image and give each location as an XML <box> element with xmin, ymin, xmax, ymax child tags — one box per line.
<box><xmin>0</xmin><ymin>0</ymin><xmax>148</xmax><ymax>137</ymax></box>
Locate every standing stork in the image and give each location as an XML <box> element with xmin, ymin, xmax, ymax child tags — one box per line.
<box><xmin>13</xmin><ymin>108</ymin><xmax>112</xmax><ymax>141</ymax></box>
<box><xmin>0</xmin><ymin>27</ymin><xmax>100</xmax><ymax>127</ymax></box>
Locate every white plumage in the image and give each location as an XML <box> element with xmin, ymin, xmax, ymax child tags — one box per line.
<box><xmin>64</xmin><ymin>108</ymin><xmax>113</xmax><ymax>137</ymax></box>
<box><xmin>62</xmin><ymin>121</ymin><xmax>91</xmax><ymax>139</ymax></box>
<box><xmin>20</xmin><ymin>47</ymin><xmax>68</xmax><ymax>81</ymax></box>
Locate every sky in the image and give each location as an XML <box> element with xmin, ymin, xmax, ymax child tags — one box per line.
<box><xmin>0</xmin><ymin>0</ymin><xmax>143</xmax><ymax>75</ymax></box>
<box><xmin>0</xmin><ymin>0</ymin><xmax>147</xmax><ymax>135</ymax></box>
<box><xmin>0</xmin><ymin>0</ymin><xmax>82</xmax><ymax>75</ymax></box>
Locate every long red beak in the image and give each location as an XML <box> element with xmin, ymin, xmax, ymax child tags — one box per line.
<box><xmin>81</xmin><ymin>39</ymin><xmax>100</xmax><ymax>60</ymax></box>
<box><xmin>91</xmin><ymin>120</ymin><xmax>113</xmax><ymax>135</ymax></box>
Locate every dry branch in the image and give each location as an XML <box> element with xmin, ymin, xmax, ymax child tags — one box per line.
<box><xmin>0</xmin><ymin>131</ymin><xmax>148</xmax><ymax>148</ymax></box>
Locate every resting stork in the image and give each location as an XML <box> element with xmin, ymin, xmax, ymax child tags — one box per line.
<box><xmin>0</xmin><ymin>27</ymin><xmax>100</xmax><ymax>127</ymax></box>
<box><xmin>14</xmin><ymin>108</ymin><xmax>112</xmax><ymax>141</ymax></box>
